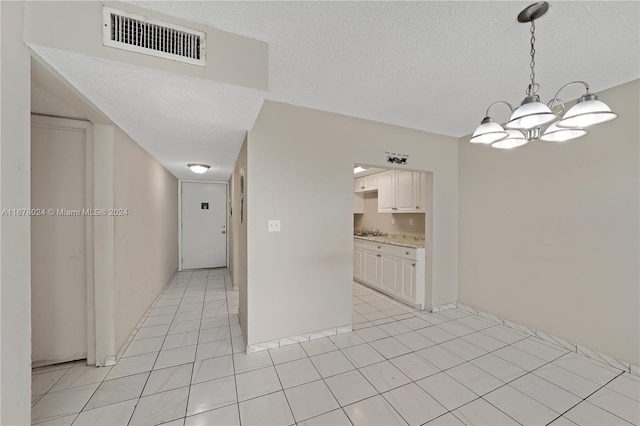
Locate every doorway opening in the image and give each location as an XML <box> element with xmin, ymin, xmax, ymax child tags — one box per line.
<box><xmin>351</xmin><ymin>163</ymin><xmax>434</xmax><ymax>312</ymax></box>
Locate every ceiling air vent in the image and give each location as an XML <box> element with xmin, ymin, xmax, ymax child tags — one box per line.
<box><xmin>103</xmin><ymin>7</ymin><xmax>206</xmax><ymax>66</ymax></box>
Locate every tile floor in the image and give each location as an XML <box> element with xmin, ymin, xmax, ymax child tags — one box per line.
<box><xmin>31</xmin><ymin>268</ymin><xmax>640</xmax><ymax>425</ymax></box>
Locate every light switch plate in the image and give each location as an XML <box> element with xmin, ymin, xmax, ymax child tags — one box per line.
<box><xmin>268</xmin><ymin>220</ymin><xmax>281</xmax><ymax>232</ymax></box>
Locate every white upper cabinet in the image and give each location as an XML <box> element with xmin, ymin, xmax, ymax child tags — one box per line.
<box><xmin>418</xmin><ymin>172</ymin><xmax>427</xmax><ymax>212</ymax></box>
<box><xmin>364</xmin><ymin>174</ymin><xmax>378</xmax><ymax>191</ymax></box>
<box><xmin>378</xmin><ymin>170</ymin><xmax>425</xmax><ymax>213</ymax></box>
<box><xmin>354</xmin><ymin>192</ymin><xmax>364</xmax><ymax>214</ymax></box>
<box><xmin>354</xmin><ymin>174</ymin><xmax>378</xmax><ymax>193</ymax></box>
<box><xmin>395</xmin><ymin>170</ymin><xmax>416</xmax><ymax>211</ymax></box>
<box><xmin>377</xmin><ymin>170</ymin><xmax>396</xmax><ymax>212</ymax></box>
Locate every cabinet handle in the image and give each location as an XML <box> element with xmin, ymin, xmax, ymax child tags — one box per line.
<box><xmin>378</xmin><ymin>246</ymin><xmax>381</xmax><ymax>249</ymax></box>
<box><xmin>406</xmin><ymin>251</ymin><xmax>409</xmax><ymax>255</ymax></box>
<box><xmin>377</xmin><ymin>254</ymin><xmax>381</xmax><ymax>257</ymax></box>
<box><xmin>412</xmin><ymin>263</ymin><xmax>415</xmax><ymax>267</ymax></box>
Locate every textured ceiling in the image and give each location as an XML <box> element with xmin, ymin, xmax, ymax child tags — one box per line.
<box><xmin>31</xmin><ymin>79</ymin><xmax>85</xmax><ymax>120</ymax></box>
<box><xmin>34</xmin><ymin>1</ymin><xmax>639</xmax><ymax>180</ymax></box>
<box><xmin>130</xmin><ymin>1</ymin><xmax>639</xmax><ymax>138</ymax></box>
<box><xmin>31</xmin><ymin>45</ymin><xmax>266</xmax><ymax>180</ymax></box>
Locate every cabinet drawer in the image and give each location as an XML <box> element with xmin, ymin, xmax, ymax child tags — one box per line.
<box><xmin>378</xmin><ymin>244</ymin><xmax>417</xmax><ymax>260</ymax></box>
<box><xmin>354</xmin><ymin>239</ymin><xmax>378</xmax><ymax>252</ymax></box>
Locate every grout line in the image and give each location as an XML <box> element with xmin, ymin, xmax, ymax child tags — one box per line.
<box><xmin>545</xmin><ymin>370</ymin><xmax>628</xmax><ymax>425</ymax></box>
<box><xmin>266</xmin><ymin>348</ymin><xmax>297</xmax><ymax>425</ymax></box>
<box><xmin>125</xmin><ymin>270</ymin><xmax>192</xmax><ymax>426</ymax></box>
<box><xmin>182</xmin><ymin>271</ymin><xmax>210</xmax><ymax>421</ymax></box>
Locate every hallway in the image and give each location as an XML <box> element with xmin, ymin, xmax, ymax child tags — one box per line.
<box><xmin>31</xmin><ymin>269</ymin><xmax>639</xmax><ymax>425</ymax></box>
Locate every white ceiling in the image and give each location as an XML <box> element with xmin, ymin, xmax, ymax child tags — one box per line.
<box><xmin>30</xmin><ymin>45</ymin><xmax>265</xmax><ymax>181</ymax></box>
<box><xmin>35</xmin><ymin>1</ymin><xmax>639</xmax><ymax>180</ymax></box>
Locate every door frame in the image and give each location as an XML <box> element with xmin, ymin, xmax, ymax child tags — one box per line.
<box><xmin>178</xmin><ymin>179</ymin><xmax>229</xmax><ymax>271</ymax></box>
<box><xmin>30</xmin><ymin>114</ymin><xmax>96</xmax><ymax>366</ymax></box>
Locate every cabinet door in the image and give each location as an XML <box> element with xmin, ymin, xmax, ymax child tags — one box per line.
<box><xmin>400</xmin><ymin>258</ymin><xmax>416</xmax><ymax>300</ymax></box>
<box><xmin>377</xmin><ymin>170</ymin><xmax>396</xmax><ymax>213</ymax></box>
<box><xmin>381</xmin><ymin>254</ymin><xmax>400</xmax><ymax>294</ymax></box>
<box><xmin>364</xmin><ymin>251</ymin><xmax>381</xmax><ymax>286</ymax></box>
<box><xmin>354</xmin><ymin>177</ymin><xmax>365</xmax><ymax>193</ymax></box>
<box><xmin>395</xmin><ymin>170</ymin><xmax>416</xmax><ymax>211</ymax></box>
<box><xmin>417</xmin><ymin>172</ymin><xmax>427</xmax><ymax>212</ymax></box>
<box><xmin>354</xmin><ymin>193</ymin><xmax>364</xmax><ymax>214</ymax></box>
<box><xmin>353</xmin><ymin>248</ymin><xmax>363</xmax><ymax>279</ymax></box>
<box><xmin>364</xmin><ymin>174</ymin><xmax>378</xmax><ymax>191</ymax></box>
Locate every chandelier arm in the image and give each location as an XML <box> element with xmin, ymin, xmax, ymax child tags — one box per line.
<box><xmin>549</xmin><ymin>80</ymin><xmax>591</xmax><ymax>110</ymax></box>
<box><xmin>485</xmin><ymin>101</ymin><xmax>515</xmax><ymax>121</ymax></box>
<box><xmin>546</xmin><ymin>97</ymin><xmax>566</xmax><ymax>116</ymax></box>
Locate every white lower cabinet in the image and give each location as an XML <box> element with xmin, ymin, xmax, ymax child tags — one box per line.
<box><xmin>353</xmin><ymin>238</ymin><xmax>425</xmax><ymax>309</ymax></box>
<box><xmin>381</xmin><ymin>255</ymin><xmax>400</xmax><ymax>293</ymax></box>
<box><xmin>363</xmin><ymin>251</ymin><xmax>381</xmax><ymax>286</ymax></box>
<box><xmin>400</xmin><ymin>258</ymin><xmax>416</xmax><ymax>299</ymax></box>
<box><xmin>353</xmin><ymin>247</ymin><xmax>364</xmax><ymax>280</ymax></box>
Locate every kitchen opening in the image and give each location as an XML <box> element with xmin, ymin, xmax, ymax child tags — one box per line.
<box><xmin>352</xmin><ymin>164</ymin><xmax>433</xmax><ymax>313</ymax></box>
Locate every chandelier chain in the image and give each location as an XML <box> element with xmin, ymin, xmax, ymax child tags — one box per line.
<box><xmin>527</xmin><ymin>19</ymin><xmax>537</xmax><ymax>96</ymax></box>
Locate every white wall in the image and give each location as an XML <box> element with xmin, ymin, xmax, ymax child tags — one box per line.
<box><xmin>246</xmin><ymin>101</ymin><xmax>458</xmax><ymax>346</ymax></box>
<box><xmin>24</xmin><ymin>1</ymin><xmax>268</xmax><ymax>92</ymax></box>
<box><xmin>458</xmin><ymin>79</ymin><xmax>640</xmax><ymax>365</ymax></box>
<box><xmin>113</xmin><ymin>127</ymin><xmax>178</xmax><ymax>351</ymax></box>
<box><xmin>230</xmin><ymin>137</ymin><xmax>248</xmax><ymax>340</ymax></box>
<box><xmin>0</xmin><ymin>1</ymin><xmax>32</xmax><ymax>423</ymax></box>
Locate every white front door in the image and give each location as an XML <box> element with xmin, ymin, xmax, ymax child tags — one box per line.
<box><xmin>182</xmin><ymin>182</ymin><xmax>227</xmax><ymax>269</ymax></box>
<box><xmin>31</xmin><ymin>117</ymin><xmax>89</xmax><ymax>366</ymax></box>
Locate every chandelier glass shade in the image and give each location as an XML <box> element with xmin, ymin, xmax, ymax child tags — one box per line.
<box><xmin>491</xmin><ymin>130</ymin><xmax>529</xmax><ymax>150</ymax></box>
<box><xmin>470</xmin><ymin>2</ymin><xmax>617</xmax><ymax>149</ymax></box>
<box><xmin>469</xmin><ymin>118</ymin><xmax>508</xmax><ymax>144</ymax></box>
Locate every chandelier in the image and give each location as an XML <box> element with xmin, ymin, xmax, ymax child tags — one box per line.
<box><xmin>470</xmin><ymin>2</ymin><xmax>618</xmax><ymax>149</ymax></box>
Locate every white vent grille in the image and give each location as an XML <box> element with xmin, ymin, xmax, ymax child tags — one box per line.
<box><xmin>103</xmin><ymin>7</ymin><xmax>206</xmax><ymax>66</ymax></box>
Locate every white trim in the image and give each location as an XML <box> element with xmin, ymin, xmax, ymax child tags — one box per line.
<box><xmin>432</xmin><ymin>303</ymin><xmax>456</xmax><ymax>313</ymax></box>
<box><xmin>92</xmin><ymin>124</ymin><xmax>116</xmax><ymax>367</ymax></box>
<box><xmin>455</xmin><ymin>301</ymin><xmax>638</xmax><ymax>376</ymax></box>
<box><xmin>247</xmin><ymin>325</ymin><xmax>353</xmax><ymax>353</ymax></box>
<box><xmin>178</xmin><ymin>179</ymin><xmax>229</xmax><ymax>271</ymax></box>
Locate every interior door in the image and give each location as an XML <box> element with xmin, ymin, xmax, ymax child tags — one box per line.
<box><xmin>182</xmin><ymin>182</ymin><xmax>227</xmax><ymax>269</ymax></box>
<box><xmin>31</xmin><ymin>117</ymin><xmax>88</xmax><ymax>366</ymax></box>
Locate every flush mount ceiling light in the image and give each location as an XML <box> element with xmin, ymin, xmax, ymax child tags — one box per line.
<box><xmin>470</xmin><ymin>2</ymin><xmax>618</xmax><ymax>149</ymax></box>
<box><xmin>187</xmin><ymin>163</ymin><xmax>210</xmax><ymax>174</ymax></box>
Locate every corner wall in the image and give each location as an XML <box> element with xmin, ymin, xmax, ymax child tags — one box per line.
<box><xmin>246</xmin><ymin>101</ymin><xmax>458</xmax><ymax>346</ymax></box>
<box><xmin>1</xmin><ymin>2</ymin><xmax>32</xmax><ymax>424</ymax></box>
<box><xmin>230</xmin><ymin>136</ymin><xmax>248</xmax><ymax>340</ymax></box>
<box><xmin>113</xmin><ymin>127</ymin><xmax>178</xmax><ymax>351</ymax></box>
<box><xmin>458</xmin><ymin>79</ymin><xmax>640</xmax><ymax>365</ymax></box>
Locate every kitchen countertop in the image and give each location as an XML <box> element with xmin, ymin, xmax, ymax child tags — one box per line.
<box><xmin>354</xmin><ymin>234</ymin><xmax>425</xmax><ymax>249</ymax></box>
